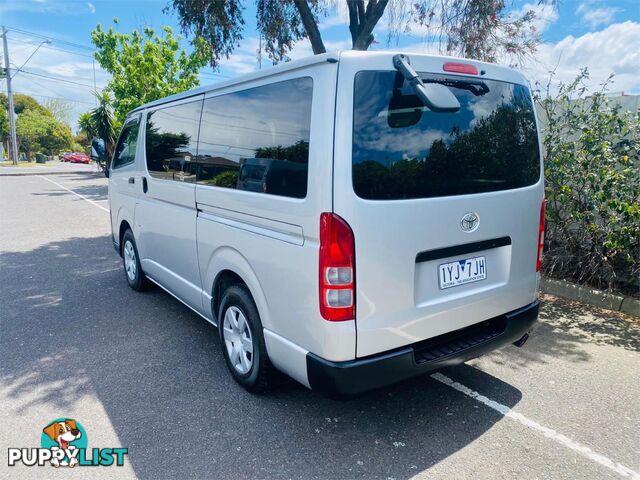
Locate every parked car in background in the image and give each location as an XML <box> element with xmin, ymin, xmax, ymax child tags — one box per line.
<box><xmin>67</xmin><ymin>152</ymin><xmax>91</xmax><ymax>164</ymax></box>
<box><xmin>61</xmin><ymin>152</ymin><xmax>73</xmax><ymax>162</ymax></box>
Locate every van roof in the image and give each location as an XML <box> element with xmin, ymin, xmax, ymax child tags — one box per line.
<box><xmin>129</xmin><ymin>51</ymin><xmax>340</xmax><ymax>113</ymax></box>
<box><xmin>129</xmin><ymin>50</ymin><xmax>528</xmax><ymax>114</ymax></box>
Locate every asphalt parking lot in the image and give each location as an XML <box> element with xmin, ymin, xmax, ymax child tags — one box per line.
<box><xmin>1</xmin><ymin>173</ymin><xmax>638</xmax><ymax>480</ymax></box>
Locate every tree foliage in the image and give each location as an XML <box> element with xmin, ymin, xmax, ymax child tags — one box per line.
<box><xmin>392</xmin><ymin>0</ymin><xmax>540</xmax><ymax>63</ymax></box>
<box><xmin>13</xmin><ymin>93</ymin><xmax>50</xmax><ymax>116</ymax></box>
<box><xmin>77</xmin><ymin>112</ymin><xmax>96</xmax><ymax>139</ymax></box>
<box><xmin>16</xmin><ymin>109</ymin><xmax>73</xmax><ymax>160</ymax></box>
<box><xmin>167</xmin><ymin>0</ymin><xmax>547</xmax><ymax>68</ymax></box>
<box><xmin>43</xmin><ymin>98</ymin><xmax>73</xmax><ymax>126</ymax></box>
<box><xmin>168</xmin><ymin>1</ymin><xmax>246</xmax><ymax>63</ymax></box>
<box><xmin>91</xmin><ymin>20</ymin><xmax>208</xmax><ymax>122</ymax></box>
<box><xmin>254</xmin><ymin>140</ymin><xmax>309</xmax><ymax>163</ymax></box>
<box><xmin>1</xmin><ymin>92</ymin><xmax>73</xmax><ymax>160</ymax></box>
<box><xmin>89</xmin><ymin>90</ymin><xmax>117</xmax><ymax>170</ymax></box>
<box><xmin>0</xmin><ymin>95</ymin><xmax>8</xmax><ymax>147</ymax></box>
<box><xmin>536</xmin><ymin>70</ymin><xmax>640</xmax><ymax>293</ymax></box>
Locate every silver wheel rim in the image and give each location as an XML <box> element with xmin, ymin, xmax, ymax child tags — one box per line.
<box><xmin>123</xmin><ymin>240</ymin><xmax>137</xmax><ymax>281</ymax></box>
<box><xmin>222</xmin><ymin>306</ymin><xmax>254</xmax><ymax>375</ymax></box>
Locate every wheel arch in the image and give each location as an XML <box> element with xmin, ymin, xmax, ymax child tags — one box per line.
<box><xmin>205</xmin><ymin>246</ymin><xmax>272</xmax><ymax>330</ymax></box>
<box><xmin>212</xmin><ymin>270</ymin><xmax>245</xmax><ymax>325</ymax></box>
<box><xmin>114</xmin><ymin>202</ymin><xmax>135</xmax><ymax>256</ymax></box>
<box><xmin>118</xmin><ymin>219</ymin><xmax>133</xmax><ymax>256</ymax></box>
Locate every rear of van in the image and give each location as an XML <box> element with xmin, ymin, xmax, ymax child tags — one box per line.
<box><xmin>307</xmin><ymin>51</ymin><xmax>543</xmax><ymax>397</ymax></box>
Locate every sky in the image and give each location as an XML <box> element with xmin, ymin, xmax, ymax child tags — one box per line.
<box><xmin>1</xmin><ymin>0</ymin><xmax>638</xmax><ymax>130</ymax></box>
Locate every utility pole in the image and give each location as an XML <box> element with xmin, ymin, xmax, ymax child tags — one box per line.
<box><xmin>2</xmin><ymin>26</ymin><xmax>19</xmax><ymax>165</ymax></box>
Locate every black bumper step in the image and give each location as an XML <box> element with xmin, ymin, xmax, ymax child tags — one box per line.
<box><xmin>306</xmin><ymin>301</ymin><xmax>539</xmax><ymax>399</ymax></box>
<box><xmin>413</xmin><ymin>317</ymin><xmax>506</xmax><ymax>364</ymax></box>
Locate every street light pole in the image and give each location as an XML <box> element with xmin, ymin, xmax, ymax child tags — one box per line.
<box><xmin>10</xmin><ymin>38</ymin><xmax>50</xmax><ymax>79</ymax></box>
<box><xmin>2</xmin><ymin>26</ymin><xmax>19</xmax><ymax>165</ymax></box>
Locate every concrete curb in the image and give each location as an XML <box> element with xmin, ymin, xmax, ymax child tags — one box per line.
<box><xmin>540</xmin><ymin>277</ymin><xmax>639</xmax><ymax>317</ymax></box>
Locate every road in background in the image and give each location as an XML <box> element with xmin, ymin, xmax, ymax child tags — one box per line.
<box><xmin>1</xmin><ymin>173</ymin><xmax>638</xmax><ymax>479</ymax></box>
<box><xmin>0</xmin><ymin>161</ymin><xmax>98</xmax><ymax>176</ymax></box>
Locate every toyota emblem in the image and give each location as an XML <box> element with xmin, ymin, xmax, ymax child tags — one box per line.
<box><xmin>461</xmin><ymin>212</ymin><xmax>480</xmax><ymax>232</ymax></box>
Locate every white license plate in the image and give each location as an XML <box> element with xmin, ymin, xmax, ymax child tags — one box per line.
<box><xmin>438</xmin><ymin>256</ymin><xmax>487</xmax><ymax>289</ymax></box>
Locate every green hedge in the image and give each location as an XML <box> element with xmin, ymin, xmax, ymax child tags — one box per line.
<box><xmin>536</xmin><ymin>70</ymin><xmax>639</xmax><ymax>294</ymax></box>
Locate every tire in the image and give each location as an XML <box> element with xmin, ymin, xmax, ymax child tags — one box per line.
<box><xmin>121</xmin><ymin>229</ymin><xmax>149</xmax><ymax>291</ymax></box>
<box><xmin>218</xmin><ymin>285</ymin><xmax>273</xmax><ymax>393</ymax></box>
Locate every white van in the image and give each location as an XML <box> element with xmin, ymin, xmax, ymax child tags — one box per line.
<box><xmin>106</xmin><ymin>51</ymin><xmax>544</xmax><ymax>398</ymax></box>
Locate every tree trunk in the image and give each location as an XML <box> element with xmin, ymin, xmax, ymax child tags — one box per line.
<box><xmin>347</xmin><ymin>1</ymin><xmax>360</xmax><ymax>45</ymax></box>
<box><xmin>351</xmin><ymin>0</ymin><xmax>389</xmax><ymax>50</ymax></box>
<box><xmin>293</xmin><ymin>0</ymin><xmax>326</xmax><ymax>55</ymax></box>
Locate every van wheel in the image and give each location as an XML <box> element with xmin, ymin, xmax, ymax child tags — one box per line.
<box><xmin>218</xmin><ymin>285</ymin><xmax>273</xmax><ymax>393</ymax></box>
<box><xmin>121</xmin><ymin>229</ymin><xmax>149</xmax><ymax>291</ymax></box>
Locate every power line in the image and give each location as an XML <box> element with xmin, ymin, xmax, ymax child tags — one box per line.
<box><xmin>3</xmin><ymin>25</ymin><xmax>94</xmax><ymax>51</ymax></box>
<box><xmin>4</xmin><ymin>26</ymin><xmax>232</xmax><ymax>81</ymax></box>
<box><xmin>6</xmin><ymin>35</ymin><xmax>95</xmax><ymax>59</ymax></box>
<box><xmin>13</xmin><ymin>69</ymin><xmax>96</xmax><ymax>105</ymax></box>
<box><xmin>14</xmin><ymin>72</ymin><xmax>56</xmax><ymax>93</ymax></box>
<box><xmin>18</xmin><ymin>69</ymin><xmax>103</xmax><ymax>89</ymax></box>
<box><xmin>1</xmin><ymin>42</ymin><xmax>34</xmax><ymax>55</ymax></box>
<box><xmin>12</xmin><ymin>91</ymin><xmax>95</xmax><ymax>106</ymax></box>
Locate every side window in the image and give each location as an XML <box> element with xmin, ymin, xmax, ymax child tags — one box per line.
<box><xmin>197</xmin><ymin>77</ymin><xmax>313</xmax><ymax>198</ymax></box>
<box><xmin>145</xmin><ymin>99</ymin><xmax>202</xmax><ymax>182</ymax></box>
<box><xmin>112</xmin><ymin>116</ymin><xmax>140</xmax><ymax>169</ymax></box>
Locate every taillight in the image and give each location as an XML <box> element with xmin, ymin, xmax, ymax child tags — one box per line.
<box><xmin>319</xmin><ymin>213</ymin><xmax>355</xmax><ymax>321</ymax></box>
<box><xmin>443</xmin><ymin>62</ymin><xmax>478</xmax><ymax>75</ymax></box>
<box><xmin>536</xmin><ymin>199</ymin><xmax>546</xmax><ymax>272</ymax></box>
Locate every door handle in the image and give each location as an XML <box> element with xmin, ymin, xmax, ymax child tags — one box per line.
<box><xmin>128</xmin><ymin>177</ymin><xmax>135</xmax><ymax>184</ymax></box>
<box><xmin>142</xmin><ymin>177</ymin><xmax>148</xmax><ymax>193</ymax></box>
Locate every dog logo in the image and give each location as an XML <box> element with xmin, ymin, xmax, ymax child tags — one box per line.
<box><xmin>8</xmin><ymin>418</ymin><xmax>127</xmax><ymax>468</ymax></box>
<box><xmin>41</xmin><ymin>419</ymin><xmax>85</xmax><ymax>467</ymax></box>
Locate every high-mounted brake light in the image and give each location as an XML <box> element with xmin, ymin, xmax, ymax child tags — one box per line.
<box><xmin>443</xmin><ymin>62</ymin><xmax>478</xmax><ymax>75</ymax></box>
<box><xmin>536</xmin><ymin>199</ymin><xmax>546</xmax><ymax>272</ymax></box>
<box><xmin>319</xmin><ymin>213</ymin><xmax>355</xmax><ymax>321</ymax></box>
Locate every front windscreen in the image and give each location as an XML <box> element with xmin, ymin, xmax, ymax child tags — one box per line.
<box><xmin>352</xmin><ymin>71</ymin><xmax>541</xmax><ymax>200</ymax></box>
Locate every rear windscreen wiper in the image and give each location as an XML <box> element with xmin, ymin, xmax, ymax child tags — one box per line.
<box><xmin>392</xmin><ymin>54</ymin><xmax>460</xmax><ymax>113</ymax></box>
<box><xmin>423</xmin><ymin>78</ymin><xmax>490</xmax><ymax>97</ymax></box>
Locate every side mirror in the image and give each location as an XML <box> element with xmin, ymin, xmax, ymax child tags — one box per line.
<box><xmin>91</xmin><ymin>137</ymin><xmax>107</xmax><ymax>162</ymax></box>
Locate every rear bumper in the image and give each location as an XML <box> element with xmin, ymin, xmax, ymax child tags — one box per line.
<box><xmin>306</xmin><ymin>301</ymin><xmax>539</xmax><ymax>399</ymax></box>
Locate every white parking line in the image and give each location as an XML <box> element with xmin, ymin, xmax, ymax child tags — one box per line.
<box><xmin>37</xmin><ymin>175</ymin><xmax>109</xmax><ymax>213</ymax></box>
<box><xmin>430</xmin><ymin>372</ymin><xmax>640</xmax><ymax>479</ymax></box>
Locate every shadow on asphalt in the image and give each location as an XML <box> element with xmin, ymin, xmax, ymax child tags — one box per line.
<box><xmin>32</xmin><ymin>181</ymin><xmax>108</xmax><ymax>202</ymax></box>
<box><xmin>3</xmin><ymin>234</ymin><xmax>609</xmax><ymax>479</ymax></box>
<box><xmin>480</xmin><ymin>293</ymin><xmax>640</xmax><ymax>373</ymax></box>
<box><xmin>539</xmin><ymin>295</ymin><xmax>639</xmax><ymax>351</ymax></box>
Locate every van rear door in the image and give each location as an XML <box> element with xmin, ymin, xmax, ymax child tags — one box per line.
<box><xmin>333</xmin><ymin>53</ymin><xmax>544</xmax><ymax>358</ymax></box>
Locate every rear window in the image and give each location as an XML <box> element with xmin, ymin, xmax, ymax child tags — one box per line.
<box><xmin>352</xmin><ymin>71</ymin><xmax>540</xmax><ymax>200</ymax></box>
